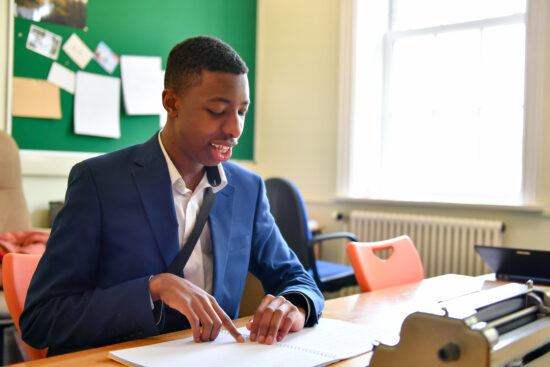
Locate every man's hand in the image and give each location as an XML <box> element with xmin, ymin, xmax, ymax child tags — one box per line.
<box><xmin>246</xmin><ymin>294</ymin><xmax>306</xmax><ymax>345</ymax></box>
<box><xmin>149</xmin><ymin>273</ymin><xmax>244</xmax><ymax>343</ymax></box>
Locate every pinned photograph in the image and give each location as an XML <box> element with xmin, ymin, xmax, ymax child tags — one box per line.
<box><xmin>26</xmin><ymin>24</ymin><xmax>62</xmax><ymax>60</ymax></box>
<box><xmin>15</xmin><ymin>0</ymin><xmax>88</xmax><ymax>30</ymax></box>
<box><xmin>63</xmin><ymin>33</ymin><xmax>93</xmax><ymax>69</ymax></box>
<box><xmin>94</xmin><ymin>41</ymin><xmax>120</xmax><ymax>74</ymax></box>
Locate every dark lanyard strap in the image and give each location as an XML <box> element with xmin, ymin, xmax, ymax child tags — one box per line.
<box><xmin>167</xmin><ymin>187</ymin><xmax>217</xmax><ymax>275</ymax></box>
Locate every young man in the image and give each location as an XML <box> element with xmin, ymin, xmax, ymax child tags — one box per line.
<box><xmin>20</xmin><ymin>36</ymin><xmax>324</xmax><ymax>355</ymax></box>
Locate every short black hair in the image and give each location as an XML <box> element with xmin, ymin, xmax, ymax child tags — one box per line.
<box><xmin>164</xmin><ymin>35</ymin><xmax>249</xmax><ymax>93</ymax></box>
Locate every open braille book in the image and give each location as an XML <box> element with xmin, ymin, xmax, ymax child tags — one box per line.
<box><xmin>109</xmin><ymin>318</ymin><xmax>375</xmax><ymax>367</ymax></box>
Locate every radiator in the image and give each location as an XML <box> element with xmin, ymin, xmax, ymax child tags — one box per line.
<box><xmin>348</xmin><ymin>210</ymin><xmax>504</xmax><ymax>278</ymax></box>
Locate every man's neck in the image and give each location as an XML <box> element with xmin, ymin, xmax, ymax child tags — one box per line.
<box><xmin>181</xmin><ymin>168</ymin><xmax>205</xmax><ymax>192</ymax></box>
<box><xmin>159</xmin><ymin>130</ymin><xmax>205</xmax><ymax>192</ymax></box>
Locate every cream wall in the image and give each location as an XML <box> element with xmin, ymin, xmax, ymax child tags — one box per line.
<box><xmin>254</xmin><ymin>0</ymin><xmax>550</xmax><ymax>252</ymax></box>
<box><xmin>1</xmin><ymin>1</ymin><xmax>7</xmax><ymax>131</ymax></box>
<box><xmin>3</xmin><ymin>0</ymin><xmax>550</xmax><ymax>252</ymax></box>
<box><xmin>254</xmin><ymin>0</ymin><xmax>340</xmax><ymax>199</ymax></box>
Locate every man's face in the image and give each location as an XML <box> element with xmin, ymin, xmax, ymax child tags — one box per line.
<box><xmin>164</xmin><ymin>70</ymin><xmax>250</xmax><ymax>168</ymax></box>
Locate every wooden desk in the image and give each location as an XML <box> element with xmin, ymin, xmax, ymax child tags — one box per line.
<box><xmin>7</xmin><ymin>274</ymin><xmax>500</xmax><ymax>367</ymax></box>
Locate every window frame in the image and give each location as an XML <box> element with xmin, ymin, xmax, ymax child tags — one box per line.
<box><xmin>336</xmin><ymin>0</ymin><xmax>546</xmax><ymax>211</ymax></box>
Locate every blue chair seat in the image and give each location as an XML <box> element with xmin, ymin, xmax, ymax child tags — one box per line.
<box><xmin>265</xmin><ymin>177</ymin><xmax>358</xmax><ymax>292</ymax></box>
<box><xmin>309</xmin><ymin>260</ymin><xmax>355</xmax><ymax>283</ymax></box>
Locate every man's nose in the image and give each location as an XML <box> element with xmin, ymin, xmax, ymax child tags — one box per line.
<box><xmin>223</xmin><ymin>111</ymin><xmax>244</xmax><ymax>138</ymax></box>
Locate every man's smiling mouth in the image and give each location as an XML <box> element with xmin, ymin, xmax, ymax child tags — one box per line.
<box><xmin>210</xmin><ymin>143</ymin><xmax>231</xmax><ymax>154</ymax></box>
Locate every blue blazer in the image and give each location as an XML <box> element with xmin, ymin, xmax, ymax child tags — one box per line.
<box><xmin>20</xmin><ymin>133</ymin><xmax>324</xmax><ymax>350</ymax></box>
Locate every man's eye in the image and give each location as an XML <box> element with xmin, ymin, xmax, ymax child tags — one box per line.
<box><xmin>207</xmin><ymin>109</ymin><xmax>224</xmax><ymax>116</ymax></box>
<box><xmin>238</xmin><ymin>109</ymin><xmax>248</xmax><ymax>117</ymax></box>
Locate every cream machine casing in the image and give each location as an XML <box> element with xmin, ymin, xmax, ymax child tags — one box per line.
<box><xmin>370</xmin><ymin>282</ymin><xmax>550</xmax><ymax>367</ymax></box>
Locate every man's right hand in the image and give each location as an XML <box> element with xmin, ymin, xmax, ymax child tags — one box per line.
<box><xmin>149</xmin><ymin>273</ymin><xmax>244</xmax><ymax>343</ymax></box>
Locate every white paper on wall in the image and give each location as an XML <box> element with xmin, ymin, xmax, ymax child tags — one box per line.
<box><xmin>120</xmin><ymin>55</ymin><xmax>164</xmax><ymax>116</ymax></box>
<box><xmin>74</xmin><ymin>71</ymin><xmax>121</xmax><ymax>138</ymax></box>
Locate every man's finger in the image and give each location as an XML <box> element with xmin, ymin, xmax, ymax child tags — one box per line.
<box><xmin>185</xmin><ymin>309</ymin><xmax>202</xmax><ymax>343</ymax></box>
<box><xmin>250</xmin><ymin>295</ymin><xmax>274</xmax><ymax>341</ymax></box>
<box><xmin>221</xmin><ymin>315</ymin><xmax>244</xmax><ymax>343</ymax></box>
<box><xmin>198</xmin><ymin>313</ymin><xmax>214</xmax><ymax>342</ymax></box>
<box><xmin>264</xmin><ymin>302</ymin><xmax>291</xmax><ymax>345</ymax></box>
<box><xmin>276</xmin><ymin>310</ymin><xmax>296</xmax><ymax>342</ymax></box>
<box><xmin>198</xmin><ymin>297</ymin><xmax>224</xmax><ymax>341</ymax></box>
<box><xmin>213</xmin><ymin>302</ymin><xmax>244</xmax><ymax>343</ymax></box>
<box><xmin>207</xmin><ymin>315</ymin><xmax>223</xmax><ymax>341</ymax></box>
<box><xmin>257</xmin><ymin>296</ymin><xmax>284</xmax><ymax>343</ymax></box>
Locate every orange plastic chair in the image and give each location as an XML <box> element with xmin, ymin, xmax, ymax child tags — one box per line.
<box><xmin>3</xmin><ymin>253</ymin><xmax>47</xmax><ymax>360</ymax></box>
<box><xmin>346</xmin><ymin>235</ymin><xmax>424</xmax><ymax>292</ymax></box>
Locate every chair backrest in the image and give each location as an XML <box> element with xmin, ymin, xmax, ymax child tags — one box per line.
<box><xmin>0</xmin><ymin>131</ymin><xmax>32</xmax><ymax>232</ymax></box>
<box><xmin>264</xmin><ymin>177</ymin><xmax>313</xmax><ymax>269</ymax></box>
<box><xmin>3</xmin><ymin>253</ymin><xmax>47</xmax><ymax>360</ymax></box>
<box><xmin>346</xmin><ymin>235</ymin><xmax>424</xmax><ymax>292</ymax></box>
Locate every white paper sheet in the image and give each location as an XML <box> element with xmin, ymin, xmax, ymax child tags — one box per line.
<box><xmin>120</xmin><ymin>55</ymin><xmax>163</xmax><ymax>115</ymax></box>
<box><xmin>47</xmin><ymin>62</ymin><xmax>76</xmax><ymax>94</ymax></box>
<box><xmin>63</xmin><ymin>33</ymin><xmax>93</xmax><ymax>69</ymax></box>
<box><xmin>109</xmin><ymin>318</ymin><xmax>375</xmax><ymax>367</ymax></box>
<box><xmin>74</xmin><ymin>71</ymin><xmax>120</xmax><ymax>138</ymax></box>
<box><xmin>158</xmin><ymin>70</ymin><xmax>167</xmax><ymax>127</ymax></box>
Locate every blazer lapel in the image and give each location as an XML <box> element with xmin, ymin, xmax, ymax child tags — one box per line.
<box><xmin>132</xmin><ymin>133</ymin><xmax>179</xmax><ymax>268</ymax></box>
<box><xmin>211</xmin><ymin>180</ymin><xmax>235</xmax><ymax>300</ymax></box>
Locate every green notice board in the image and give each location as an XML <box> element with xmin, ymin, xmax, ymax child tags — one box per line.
<box><xmin>11</xmin><ymin>0</ymin><xmax>256</xmax><ymax>159</ymax></box>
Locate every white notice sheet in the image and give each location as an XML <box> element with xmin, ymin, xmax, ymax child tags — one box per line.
<box><xmin>74</xmin><ymin>71</ymin><xmax>120</xmax><ymax>138</ymax></box>
<box><xmin>47</xmin><ymin>62</ymin><xmax>76</xmax><ymax>94</ymax></box>
<box><xmin>120</xmin><ymin>55</ymin><xmax>163</xmax><ymax>115</ymax></box>
<box><xmin>158</xmin><ymin>70</ymin><xmax>167</xmax><ymax>127</ymax></box>
<box><xmin>63</xmin><ymin>33</ymin><xmax>93</xmax><ymax>69</ymax></box>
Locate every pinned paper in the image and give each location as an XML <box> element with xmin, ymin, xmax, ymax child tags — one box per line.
<box><xmin>159</xmin><ymin>70</ymin><xmax>167</xmax><ymax>127</ymax></box>
<box><xmin>120</xmin><ymin>55</ymin><xmax>163</xmax><ymax>115</ymax></box>
<box><xmin>12</xmin><ymin>77</ymin><xmax>62</xmax><ymax>119</ymax></box>
<box><xmin>47</xmin><ymin>62</ymin><xmax>76</xmax><ymax>94</ymax></box>
<box><xmin>93</xmin><ymin>41</ymin><xmax>119</xmax><ymax>74</ymax></box>
<box><xmin>63</xmin><ymin>33</ymin><xmax>93</xmax><ymax>69</ymax></box>
<box><xmin>26</xmin><ymin>24</ymin><xmax>62</xmax><ymax>60</ymax></box>
<box><xmin>74</xmin><ymin>71</ymin><xmax>120</xmax><ymax>138</ymax></box>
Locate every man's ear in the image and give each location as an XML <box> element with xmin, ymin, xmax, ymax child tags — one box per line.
<box><xmin>162</xmin><ymin>89</ymin><xmax>179</xmax><ymax>118</ymax></box>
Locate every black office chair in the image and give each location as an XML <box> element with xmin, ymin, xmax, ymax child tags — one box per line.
<box><xmin>265</xmin><ymin>177</ymin><xmax>358</xmax><ymax>292</ymax></box>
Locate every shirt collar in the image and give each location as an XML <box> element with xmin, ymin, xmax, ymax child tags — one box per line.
<box><xmin>158</xmin><ymin>132</ymin><xmax>228</xmax><ymax>193</ymax></box>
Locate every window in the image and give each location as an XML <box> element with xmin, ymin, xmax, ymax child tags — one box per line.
<box><xmin>338</xmin><ymin>0</ymin><xmax>544</xmax><ymax>207</ymax></box>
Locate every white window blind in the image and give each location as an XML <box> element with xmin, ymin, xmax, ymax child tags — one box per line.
<box><xmin>338</xmin><ymin>0</ymin><xmax>544</xmax><ymax>207</ymax></box>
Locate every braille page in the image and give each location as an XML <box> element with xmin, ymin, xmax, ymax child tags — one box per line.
<box><xmin>109</xmin><ymin>318</ymin><xmax>374</xmax><ymax>367</ymax></box>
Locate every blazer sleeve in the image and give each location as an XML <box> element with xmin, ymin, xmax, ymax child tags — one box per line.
<box><xmin>247</xmin><ymin>177</ymin><xmax>324</xmax><ymax>325</ymax></box>
<box><xmin>19</xmin><ymin>162</ymin><xmax>160</xmax><ymax>350</ymax></box>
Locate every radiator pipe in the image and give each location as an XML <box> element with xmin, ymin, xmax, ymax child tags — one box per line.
<box><xmin>335</xmin><ymin>211</ymin><xmax>506</xmax><ymax>233</ymax></box>
<box><xmin>332</xmin><ymin>212</ymin><xmax>347</xmax><ymax>221</ymax></box>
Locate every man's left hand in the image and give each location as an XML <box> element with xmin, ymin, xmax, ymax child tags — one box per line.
<box><xmin>245</xmin><ymin>294</ymin><xmax>306</xmax><ymax>345</ymax></box>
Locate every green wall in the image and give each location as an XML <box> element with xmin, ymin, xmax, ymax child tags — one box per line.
<box><xmin>12</xmin><ymin>0</ymin><xmax>256</xmax><ymax>159</ymax></box>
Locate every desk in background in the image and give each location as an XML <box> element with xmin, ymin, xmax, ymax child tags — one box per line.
<box><xmin>6</xmin><ymin>274</ymin><xmax>500</xmax><ymax>367</ymax></box>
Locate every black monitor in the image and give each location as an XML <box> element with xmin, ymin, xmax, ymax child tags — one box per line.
<box><xmin>475</xmin><ymin>245</ymin><xmax>550</xmax><ymax>286</ymax></box>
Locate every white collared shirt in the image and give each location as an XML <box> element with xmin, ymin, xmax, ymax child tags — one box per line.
<box><xmin>158</xmin><ymin>134</ymin><xmax>227</xmax><ymax>294</ymax></box>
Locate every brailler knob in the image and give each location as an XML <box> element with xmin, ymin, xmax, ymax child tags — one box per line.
<box><xmin>438</xmin><ymin>342</ymin><xmax>461</xmax><ymax>362</ymax></box>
